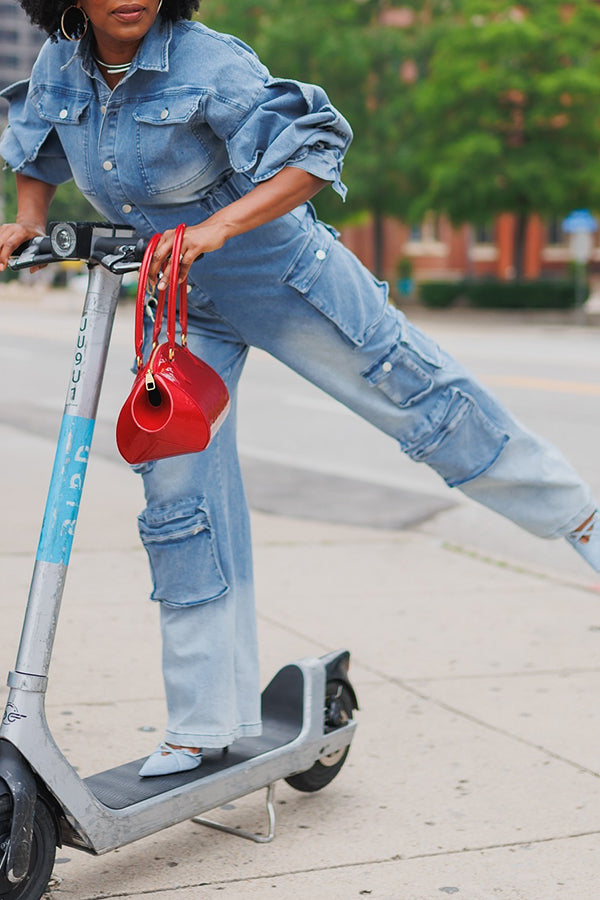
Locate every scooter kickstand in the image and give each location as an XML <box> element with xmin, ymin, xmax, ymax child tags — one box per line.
<box><xmin>192</xmin><ymin>782</ymin><xmax>276</xmax><ymax>844</ymax></box>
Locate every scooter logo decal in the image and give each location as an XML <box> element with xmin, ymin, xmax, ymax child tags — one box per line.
<box><xmin>2</xmin><ymin>702</ymin><xmax>27</xmax><ymax>726</ymax></box>
<box><xmin>36</xmin><ymin>414</ymin><xmax>95</xmax><ymax>566</ymax></box>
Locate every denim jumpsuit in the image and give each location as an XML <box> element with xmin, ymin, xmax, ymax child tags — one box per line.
<box><xmin>2</xmin><ymin>17</ymin><xmax>599</xmax><ymax>748</ymax></box>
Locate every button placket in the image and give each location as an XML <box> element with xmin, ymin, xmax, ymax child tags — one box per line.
<box><xmin>98</xmin><ymin>98</ymin><xmax>118</xmax><ymax>178</ymax></box>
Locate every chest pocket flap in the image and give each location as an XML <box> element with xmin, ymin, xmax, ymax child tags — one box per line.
<box><xmin>34</xmin><ymin>90</ymin><xmax>92</xmax><ymax>125</ymax></box>
<box><xmin>133</xmin><ymin>95</ymin><xmax>200</xmax><ymax>125</ymax></box>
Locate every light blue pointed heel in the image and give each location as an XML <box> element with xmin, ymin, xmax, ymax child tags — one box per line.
<box><xmin>139</xmin><ymin>742</ymin><xmax>203</xmax><ymax>777</ymax></box>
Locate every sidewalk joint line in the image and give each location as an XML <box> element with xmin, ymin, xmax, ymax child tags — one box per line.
<box><xmin>439</xmin><ymin>541</ymin><xmax>600</xmax><ymax>596</ymax></box>
<box><xmin>384</xmin><ymin>674</ymin><xmax>600</xmax><ymax>779</ymax></box>
<box><xmin>74</xmin><ymin>827</ymin><xmax>600</xmax><ymax>899</ymax></box>
<box><xmin>257</xmin><ymin>613</ymin><xmax>600</xmax><ymax>777</ymax></box>
<box><xmin>407</xmin><ymin>665</ymin><xmax>600</xmax><ymax>683</ymax></box>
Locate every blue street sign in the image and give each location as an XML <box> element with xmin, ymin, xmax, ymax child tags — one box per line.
<box><xmin>562</xmin><ymin>209</ymin><xmax>598</xmax><ymax>234</ymax></box>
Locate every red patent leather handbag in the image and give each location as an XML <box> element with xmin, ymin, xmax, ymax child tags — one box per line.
<box><xmin>116</xmin><ymin>224</ymin><xmax>230</xmax><ymax>464</ymax></box>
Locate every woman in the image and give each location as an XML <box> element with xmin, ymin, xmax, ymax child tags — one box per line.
<box><xmin>0</xmin><ymin>0</ymin><xmax>598</xmax><ymax>777</ymax></box>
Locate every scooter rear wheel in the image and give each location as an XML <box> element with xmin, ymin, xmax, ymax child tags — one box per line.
<box><xmin>285</xmin><ymin>680</ymin><xmax>354</xmax><ymax>793</ymax></box>
<box><xmin>0</xmin><ymin>793</ymin><xmax>57</xmax><ymax>900</ymax></box>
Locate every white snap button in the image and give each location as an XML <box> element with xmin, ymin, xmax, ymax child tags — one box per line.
<box><xmin>160</xmin><ymin>109</ymin><xmax>169</xmax><ymax>120</ymax></box>
<box><xmin>315</xmin><ymin>249</ymin><xmax>327</xmax><ymax>261</ymax></box>
<box><xmin>59</xmin><ymin>108</ymin><xmax>68</xmax><ymax>119</ymax></box>
<box><xmin>100</xmin><ymin>105</ymin><xmax>107</xmax><ymax>115</ymax></box>
<box><xmin>121</xmin><ymin>203</ymin><xmax>132</xmax><ymax>214</ymax></box>
<box><xmin>102</xmin><ymin>160</ymin><xmax>113</xmax><ymax>171</ymax></box>
<box><xmin>382</xmin><ymin>361</ymin><xmax>393</xmax><ymax>373</ymax></box>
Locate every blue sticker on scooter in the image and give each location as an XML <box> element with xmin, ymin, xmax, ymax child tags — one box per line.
<box><xmin>36</xmin><ymin>414</ymin><xmax>95</xmax><ymax>566</ymax></box>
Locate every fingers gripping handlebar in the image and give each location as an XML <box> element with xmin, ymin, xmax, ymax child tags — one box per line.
<box><xmin>9</xmin><ymin>221</ymin><xmax>148</xmax><ymax>273</ymax></box>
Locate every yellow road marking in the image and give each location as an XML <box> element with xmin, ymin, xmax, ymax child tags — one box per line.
<box><xmin>487</xmin><ymin>375</ymin><xmax>600</xmax><ymax>396</ymax></box>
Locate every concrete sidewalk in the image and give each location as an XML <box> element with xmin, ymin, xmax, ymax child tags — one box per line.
<box><xmin>1</xmin><ymin>284</ymin><xmax>600</xmax><ymax>899</ymax></box>
<box><xmin>2</xmin><ymin>416</ymin><xmax>600</xmax><ymax>900</ymax></box>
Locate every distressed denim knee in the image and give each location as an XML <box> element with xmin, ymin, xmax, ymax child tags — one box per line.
<box><xmin>137</xmin><ymin>495</ymin><xmax>229</xmax><ymax>608</ymax></box>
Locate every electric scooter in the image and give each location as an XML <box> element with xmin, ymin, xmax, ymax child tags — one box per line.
<box><xmin>0</xmin><ymin>222</ymin><xmax>358</xmax><ymax>900</ymax></box>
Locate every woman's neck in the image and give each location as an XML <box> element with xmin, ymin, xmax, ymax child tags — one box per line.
<box><xmin>92</xmin><ymin>35</ymin><xmax>140</xmax><ymax>88</ymax></box>
<box><xmin>92</xmin><ymin>31</ymin><xmax>140</xmax><ymax>69</ymax></box>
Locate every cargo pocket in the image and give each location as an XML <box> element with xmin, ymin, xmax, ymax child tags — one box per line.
<box><xmin>133</xmin><ymin>93</ymin><xmax>212</xmax><ymax>196</ymax></box>
<box><xmin>281</xmin><ymin>222</ymin><xmax>388</xmax><ymax>346</ymax></box>
<box><xmin>406</xmin><ymin>389</ymin><xmax>509</xmax><ymax>488</ymax></box>
<box><xmin>138</xmin><ymin>497</ymin><xmax>228</xmax><ymax>607</ymax></box>
<box><xmin>34</xmin><ymin>88</ymin><xmax>96</xmax><ymax>195</ymax></box>
<box><xmin>362</xmin><ymin>320</ymin><xmax>443</xmax><ymax>408</ymax></box>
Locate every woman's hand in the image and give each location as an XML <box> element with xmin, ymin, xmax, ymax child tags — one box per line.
<box><xmin>0</xmin><ymin>175</ymin><xmax>56</xmax><ymax>274</ymax></box>
<box><xmin>147</xmin><ymin>168</ymin><xmax>327</xmax><ymax>289</ymax></box>
<box><xmin>0</xmin><ymin>221</ymin><xmax>46</xmax><ymax>273</ymax></box>
<box><xmin>148</xmin><ymin>219</ymin><xmax>231</xmax><ymax>290</ymax></box>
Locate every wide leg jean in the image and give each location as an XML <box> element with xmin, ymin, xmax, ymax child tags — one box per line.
<box><xmin>135</xmin><ymin>175</ymin><xmax>599</xmax><ymax>747</ymax></box>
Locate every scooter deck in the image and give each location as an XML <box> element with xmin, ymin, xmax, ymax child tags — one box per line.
<box><xmin>85</xmin><ymin>664</ymin><xmax>304</xmax><ymax>809</ymax></box>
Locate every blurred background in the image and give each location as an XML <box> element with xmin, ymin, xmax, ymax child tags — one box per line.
<box><xmin>3</xmin><ymin>0</ymin><xmax>600</xmax><ymax>309</ymax></box>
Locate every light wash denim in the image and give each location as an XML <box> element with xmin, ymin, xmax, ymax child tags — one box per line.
<box><xmin>0</xmin><ymin>18</ymin><xmax>351</xmax><ymax>209</ymax></box>
<box><xmin>1</xmin><ymin>17</ymin><xmax>598</xmax><ymax>747</ymax></box>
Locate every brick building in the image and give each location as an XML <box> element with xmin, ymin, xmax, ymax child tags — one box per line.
<box><xmin>339</xmin><ymin>212</ymin><xmax>587</xmax><ymax>286</ymax></box>
<box><xmin>339</xmin><ymin>4</ymin><xmax>597</xmax><ymax>286</ymax></box>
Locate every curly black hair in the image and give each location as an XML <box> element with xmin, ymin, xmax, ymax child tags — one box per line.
<box><xmin>18</xmin><ymin>1</ymin><xmax>201</xmax><ymax>39</ymax></box>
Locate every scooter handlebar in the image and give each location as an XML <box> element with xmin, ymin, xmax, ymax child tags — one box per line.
<box><xmin>9</xmin><ymin>235</ymin><xmax>54</xmax><ymax>269</ymax></box>
<box><xmin>8</xmin><ymin>222</ymin><xmax>148</xmax><ymax>273</ymax></box>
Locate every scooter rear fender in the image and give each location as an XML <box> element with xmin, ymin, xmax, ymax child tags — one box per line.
<box><xmin>322</xmin><ymin>649</ymin><xmax>359</xmax><ymax>711</ymax></box>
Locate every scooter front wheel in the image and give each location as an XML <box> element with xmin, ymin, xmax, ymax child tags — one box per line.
<box><xmin>0</xmin><ymin>793</ymin><xmax>57</xmax><ymax>900</ymax></box>
<box><xmin>285</xmin><ymin>680</ymin><xmax>354</xmax><ymax>793</ymax></box>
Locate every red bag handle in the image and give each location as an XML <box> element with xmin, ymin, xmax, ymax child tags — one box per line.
<box><xmin>134</xmin><ymin>232</ymin><xmax>162</xmax><ymax>369</ymax></box>
<box><xmin>166</xmin><ymin>224</ymin><xmax>188</xmax><ymax>356</ymax></box>
<box><xmin>134</xmin><ymin>225</ymin><xmax>189</xmax><ymax>369</ymax></box>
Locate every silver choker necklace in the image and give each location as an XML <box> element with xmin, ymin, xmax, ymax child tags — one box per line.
<box><xmin>95</xmin><ymin>56</ymin><xmax>133</xmax><ymax>74</ymax></box>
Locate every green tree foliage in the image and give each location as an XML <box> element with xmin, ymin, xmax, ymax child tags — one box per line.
<box><xmin>200</xmin><ymin>0</ymin><xmax>424</xmax><ymax>248</ymax></box>
<box><xmin>2</xmin><ymin>173</ymin><xmax>98</xmax><ymax>227</ymax></box>
<box><xmin>413</xmin><ymin>0</ymin><xmax>600</xmax><ymax>275</ymax></box>
<box><xmin>201</xmin><ymin>0</ymin><xmax>600</xmax><ymax>279</ymax></box>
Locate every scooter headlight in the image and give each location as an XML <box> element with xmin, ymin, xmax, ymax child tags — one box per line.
<box><xmin>50</xmin><ymin>223</ymin><xmax>77</xmax><ymax>258</ymax></box>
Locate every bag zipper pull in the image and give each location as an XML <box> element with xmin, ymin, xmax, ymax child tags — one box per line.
<box><xmin>145</xmin><ymin>370</ymin><xmax>156</xmax><ymax>392</ymax></box>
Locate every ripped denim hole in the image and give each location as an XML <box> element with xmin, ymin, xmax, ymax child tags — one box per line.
<box><xmin>569</xmin><ymin>511</ymin><xmax>597</xmax><ymax>544</ymax></box>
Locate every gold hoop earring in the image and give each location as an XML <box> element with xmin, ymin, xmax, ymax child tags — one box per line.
<box><xmin>60</xmin><ymin>5</ymin><xmax>89</xmax><ymax>41</ymax></box>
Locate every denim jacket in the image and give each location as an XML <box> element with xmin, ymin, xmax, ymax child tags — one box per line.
<box><xmin>0</xmin><ymin>17</ymin><xmax>352</xmax><ymax>234</ymax></box>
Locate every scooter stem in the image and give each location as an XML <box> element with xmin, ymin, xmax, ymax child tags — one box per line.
<box><xmin>14</xmin><ymin>266</ymin><xmax>123</xmax><ymax>680</ymax></box>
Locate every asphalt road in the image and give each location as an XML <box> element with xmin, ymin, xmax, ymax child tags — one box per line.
<box><xmin>2</xmin><ymin>282</ymin><xmax>599</xmax><ymax>584</ymax></box>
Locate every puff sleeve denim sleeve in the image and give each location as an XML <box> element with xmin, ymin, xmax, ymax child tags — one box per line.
<box><xmin>201</xmin><ymin>34</ymin><xmax>353</xmax><ymax>200</ymax></box>
<box><xmin>226</xmin><ymin>78</ymin><xmax>352</xmax><ymax>199</ymax></box>
<box><xmin>0</xmin><ymin>78</ymin><xmax>72</xmax><ymax>185</ymax></box>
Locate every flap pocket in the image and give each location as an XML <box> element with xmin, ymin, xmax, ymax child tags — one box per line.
<box><xmin>408</xmin><ymin>390</ymin><xmax>509</xmax><ymax>487</ymax></box>
<box><xmin>281</xmin><ymin>222</ymin><xmax>387</xmax><ymax>346</ymax></box>
<box><xmin>283</xmin><ymin>226</ymin><xmax>336</xmax><ymax>293</ymax></box>
<box><xmin>134</xmin><ymin>95</ymin><xmax>199</xmax><ymax>125</ymax></box>
<box><xmin>35</xmin><ymin>90</ymin><xmax>92</xmax><ymax>124</ymax></box>
<box><xmin>138</xmin><ymin>497</ymin><xmax>228</xmax><ymax>607</ymax></box>
<box><xmin>361</xmin><ymin>320</ymin><xmax>443</xmax><ymax>407</ymax></box>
